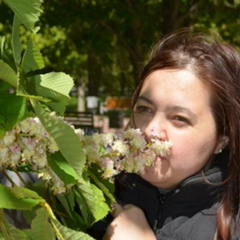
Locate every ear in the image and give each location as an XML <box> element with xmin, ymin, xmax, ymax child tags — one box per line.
<box><xmin>214</xmin><ymin>135</ymin><xmax>229</xmax><ymax>154</ymax></box>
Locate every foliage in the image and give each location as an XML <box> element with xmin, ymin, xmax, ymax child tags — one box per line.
<box><xmin>0</xmin><ymin>1</ymin><xmax>239</xmax><ymax>98</ymax></box>
<box><xmin>40</xmin><ymin>0</ymin><xmax>240</xmax><ymax>97</ymax></box>
<box><xmin>0</xmin><ymin>2</ymin><xmax>172</xmax><ymax>239</ymax></box>
<box><xmin>0</xmin><ymin>0</ymin><xmax>113</xmax><ymax>239</ymax></box>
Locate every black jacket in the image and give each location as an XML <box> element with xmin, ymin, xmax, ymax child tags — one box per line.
<box><xmin>89</xmin><ymin>151</ymin><xmax>239</xmax><ymax>239</ymax></box>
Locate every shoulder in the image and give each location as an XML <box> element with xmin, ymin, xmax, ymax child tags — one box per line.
<box><xmin>156</xmin><ymin>207</ymin><xmax>217</xmax><ymax>240</ymax></box>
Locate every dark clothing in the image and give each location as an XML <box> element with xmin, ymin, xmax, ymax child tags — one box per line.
<box><xmin>89</xmin><ymin>151</ymin><xmax>239</xmax><ymax>239</ymax></box>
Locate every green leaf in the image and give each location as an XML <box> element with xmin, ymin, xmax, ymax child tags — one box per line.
<box><xmin>4</xmin><ymin>0</ymin><xmax>43</xmax><ymax>33</ymax></box>
<box><xmin>37</xmin><ymin>72</ymin><xmax>74</xmax><ymax>97</ymax></box>
<box><xmin>47</xmin><ymin>152</ymin><xmax>79</xmax><ymax>185</ymax></box>
<box><xmin>0</xmin><ymin>184</ymin><xmax>44</xmax><ymax>210</ymax></box>
<box><xmin>74</xmin><ymin>177</ymin><xmax>110</xmax><ymax>227</ymax></box>
<box><xmin>89</xmin><ymin>184</ymin><xmax>110</xmax><ymax>223</ymax></box>
<box><xmin>32</xmin><ymin>102</ymin><xmax>86</xmax><ymax>176</ymax></box>
<box><xmin>55</xmin><ymin>193</ymin><xmax>86</xmax><ymax>230</ymax></box>
<box><xmin>18</xmin><ymin>72</ymin><xmax>74</xmax><ymax>114</ymax></box>
<box><xmin>21</xmin><ymin>38</ymin><xmax>45</xmax><ymax>73</ymax></box>
<box><xmin>0</xmin><ymin>210</ymin><xmax>29</xmax><ymax>240</ymax></box>
<box><xmin>0</xmin><ymin>60</ymin><xmax>17</xmax><ymax>87</ymax></box>
<box><xmin>11</xmin><ymin>15</ymin><xmax>22</xmax><ymax>67</ymax></box>
<box><xmin>50</xmin><ymin>218</ymin><xmax>95</xmax><ymax>240</ymax></box>
<box><xmin>74</xmin><ymin>186</ymin><xmax>91</xmax><ymax>226</ymax></box>
<box><xmin>7</xmin><ymin>186</ymin><xmax>42</xmax><ymax>199</ymax></box>
<box><xmin>0</xmin><ymin>92</ymin><xmax>26</xmax><ymax>131</ymax></box>
<box><xmin>0</xmin><ymin>37</ymin><xmax>16</xmax><ymax>72</ymax></box>
<box><xmin>88</xmin><ymin>166</ymin><xmax>115</xmax><ymax>204</ymax></box>
<box><xmin>26</xmin><ymin>208</ymin><xmax>55</xmax><ymax>240</ymax></box>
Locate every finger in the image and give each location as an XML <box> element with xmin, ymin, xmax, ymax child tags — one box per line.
<box><xmin>111</xmin><ymin>203</ymin><xmax>124</xmax><ymax>218</ymax></box>
<box><xmin>123</xmin><ymin>204</ymin><xmax>135</xmax><ymax>210</ymax></box>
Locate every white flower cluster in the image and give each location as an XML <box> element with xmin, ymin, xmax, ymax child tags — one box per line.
<box><xmin>0</xmin><ymin>117</ymin><xmax>58</xmax><ymax>169</ymax></box>
<box><xmin>0</xmin><ymin>117</ymin><xmax>64</xmax><ymax>194</ymax></box>
<box><xmin>0</xmin><ymin>117</ymin><xmax>172</xmax><ymax>193</ymax></box>
<box><xmin>76</xmin><ymin>128</ymin><xmax>172</xmax><ymax>180</ymax></box>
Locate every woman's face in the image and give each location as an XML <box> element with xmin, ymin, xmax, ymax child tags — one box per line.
<box><xmin>131</xmin><ymin>69</ymin><xmax>224</xmax><ymax>190</ymax></box>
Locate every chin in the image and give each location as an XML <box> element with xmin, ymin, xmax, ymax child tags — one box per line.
<box><xmin>139</xmin><ymin>164</ymin><xmax>169</xmax><ymax>187</ymax></box>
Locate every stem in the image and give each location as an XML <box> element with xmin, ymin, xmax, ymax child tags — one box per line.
<box><xmin>0</xmin><ymin>170</ymin><xmax>16</xmax><ymax>186</ymax></box>
<box><xmin>44</xmin><ymin>203</ymin><xmax>65</xmax><ymax>240</ymax></box>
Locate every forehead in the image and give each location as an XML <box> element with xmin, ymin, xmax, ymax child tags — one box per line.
<box><xmin>139</xmin><ymin>69</ymin><xmax>213</xmax><ymax>111</ymax></box>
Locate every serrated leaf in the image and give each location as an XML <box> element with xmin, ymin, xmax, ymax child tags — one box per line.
<box><xmin>0</xmin><ymin>184</ymin><xmax>44</xmax><ymax>210</ymax></box>
<box><xmin>26</xmin><ymin>208</ymin><xmax>55</xmax><ymax>240</ymax></box>
<box><xmin>0</xmin><ymin>60</ymin><xmax>17</xmax><ymax>87</ymax></box>
<box><xmin>75</xmin><ymin>179</ymin><xmax>110</xmax><ymax>226</ymax></box>
<box><xmin>0</xmin><ymin>92</ymin><xmax>26</xmax><ymax>131</ymax></box>
<box><xmin>5</xmin><ymin>0</ymin><xmax>43</xmax><ymax>33</ymax></box>
<box><xmin>0</xmin><ymin>37</ymin><xmax>16</xmax><ymax>73</ymax></box>
<box><xmin>74</xmin><ymin>187</ymin><xmax>90</xmax><ymax>226</ymax></box>
<box><xmin>11</xmin><ymin>15</ymin><xmax>22</xmax><ymax>66</ymax></box>
<box><xmin>50</xmin><ymin>218</ymin><xmax>95</xmax><ymax>240</ymax></box>
<box><xmin>55</xmin><ymin>193</ymin><xmax>86</xmax><ymax>229</ymax></box>
<box><xmin>88</xmin><ymin>165</ymin><xmax>115</xmax><ymax>204</ymax></box>
<box><xmin>47</xmin><ymin>152</ymin><xmax>79</xmax><ymax>185</ymax></box>
<box><xmin>38</xmin><ymin>72</ymin><xmax>74</xmax><ymax>97</ymax></box>
<box><xmin>8</xmin><ymin>186</ymin><xmax>42</xmax><ymax>200</ymax></box>
<box><xmin>32</xmin><ymin>102</ymin><xmax>86</xmax><ymax>176</ymax></box>
<box><xmin>0</xmin><ymin>210</ymin><xmax>29</xmax><ymax>240</ymax></box>
<box><xmin>18</xmin><ymin>72</ymin><xmax>73</xmax><ymax>114</ymax></box>
<box><xmin>90</xmin><ymin>184</ymin><xmax>110</xmax><ymax>223</ymax></box>
<box><xmin>21</xmin><ymin>38</ymin><xmax>45</xmax><ymax>72</ymax></box>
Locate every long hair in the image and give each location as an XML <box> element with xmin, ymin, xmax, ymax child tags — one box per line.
<box><xmin>131</xmin><ymin>29</ymin><xmax>240</xmax><ymax>239</ymax></box>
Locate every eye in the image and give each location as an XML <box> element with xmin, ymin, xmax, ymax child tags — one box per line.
<box><xmin>172</xmin><ymin>116</ymin><xmax>190</xmax><ymax>125</ymax></box>
<box><xmin>134</xmin><ymin>105</ymin><xmax>153</xmax><ymax>114</ymax></box>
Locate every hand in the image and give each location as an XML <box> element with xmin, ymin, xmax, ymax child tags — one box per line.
<box><xmin>103</xmin><ymin>204</ymin><xmax>156</xmax><ymax>240</ymax></box>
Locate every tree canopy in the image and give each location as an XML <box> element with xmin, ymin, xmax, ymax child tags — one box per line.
<box><xmin>1</xmin><ymin>0</ymin><xmax>239</xmax><ymax>98</ymax></box>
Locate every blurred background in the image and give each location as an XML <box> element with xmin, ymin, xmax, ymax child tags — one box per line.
<box><xmin>0</xmin><ymin>0</ymin><xmax>239</xmax><ymax>131</ymax></box>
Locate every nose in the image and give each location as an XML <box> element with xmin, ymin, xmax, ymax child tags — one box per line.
<box><xmin>143</xmin><ymin>114</ymin><xmax>167</xmax><ymax>142</ymax></box>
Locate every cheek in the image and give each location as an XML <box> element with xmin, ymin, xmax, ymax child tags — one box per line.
<box><xmin>171</xmin><ymin>136</ymin><xmax>216</xmax><ymax>170</ymax></box>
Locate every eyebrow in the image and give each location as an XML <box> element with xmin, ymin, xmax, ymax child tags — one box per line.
<box><xmin>137</xmin><ymin>96</ymin><xmax>154</xmax><ymax>104</ymax></box>
<box><xmin>136</xmin><ymin>96</ymin><xmax>198</xmax><ymax>123</ymax></box>
<box><xmin>170</xmin><ymin>106</ymin><xmax>198</xmax><ymax>123</ymax></box>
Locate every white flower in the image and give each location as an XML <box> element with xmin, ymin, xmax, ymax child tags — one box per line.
<box><xmin>112</xmin><ymin>140</ymin><xmax>129</xmax><ymax>155</ymax></box>
<box><xmin>0</xmin><ymin>116</ymin><xmax>173</xmax><ymax>195</ymax></box>
<box><xmin>149</xmin><ymin>139</ymin><xmax>173</xmax><ymax>157</ymax></box>
<box><xmin>2</xmin><ymin>132</ymin><xmax>16</xmax><ymax>146</ymax></box>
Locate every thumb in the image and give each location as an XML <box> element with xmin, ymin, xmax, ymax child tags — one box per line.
<box><xmin>111</xmin><ymin>203</ymin><xmax>124</xmax><ymax>218</ymax></box>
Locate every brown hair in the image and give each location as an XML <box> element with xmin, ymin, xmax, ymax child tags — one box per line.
<box><xmin>132</xmin><ymin>29</ymin><xmax>240</xmax><ymax>240</ymax></box>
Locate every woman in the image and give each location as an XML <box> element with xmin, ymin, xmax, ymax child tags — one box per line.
<box><xmin>102</xmin><ymin>30</ymin><xmax>240</xmax><ymax>240</ymax></box>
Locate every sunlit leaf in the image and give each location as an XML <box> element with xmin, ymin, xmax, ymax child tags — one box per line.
<box><xmin>47</xmin><ymin>152</ymin><xmax>79</xmax><ymax>185</ymax></box>
<box><xmin>11</xmin><ymin>15</ymin><xmax>22</xmax><ymax>66</ymax></box>
<box><xmin>4</xmin><ymin>0</ymin><xmax>43</xmax><ymax>33</ymax></box>
<box><xmin>0</xmin><ymin>60</ymin><xmax>17</xmax><ymax>87</ymax></box>
<box><xmin>32</xmin><ymin>102</ymin><xmax>86</xmax><ymax>176</ymax></box>
<box><xmin>50</xmin><ymin>218</ymin><xmax>95</xmax><ymax>240</ymax></box>
<box><xmin>18</xmin><ymin>72</ymin><xmax>73</xmax><ymax>114</ymax></box>
<box><xmin>21</xmin><ymin>38</ymin><xmax>45</xmax><ymax>73</ymax></box>
<box><xmin>0</xmin><ymin>185</ymin><xmax>44</xmax><ymax>210</ymax></box>
<box><xmin>7</xmin><ymin>186</ymin><xmax>42</xmax><ymax>199</ymax></box>
<box><xmin>88</xmin><ymin>164</ymin><xmax>115</xmax><ymax>204</ymax></box>
<box><xmin>90</xmin><ymin>184</ymin><xmax>110</xmax><ymax>223</ymax></box>
<box><xmin>26</xmin><ymin>208</ymin><xmax>55</xmax><ymax>240</ymax></box>
<box><xmin>37</xmin><ymin>72</ymin><xmax>74</xmax><ymax>97</ymax></box>
<box><xmin>74</xmin><ymin>177</ymin><xmax>110</xmax><ymax>226</ymax></box>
